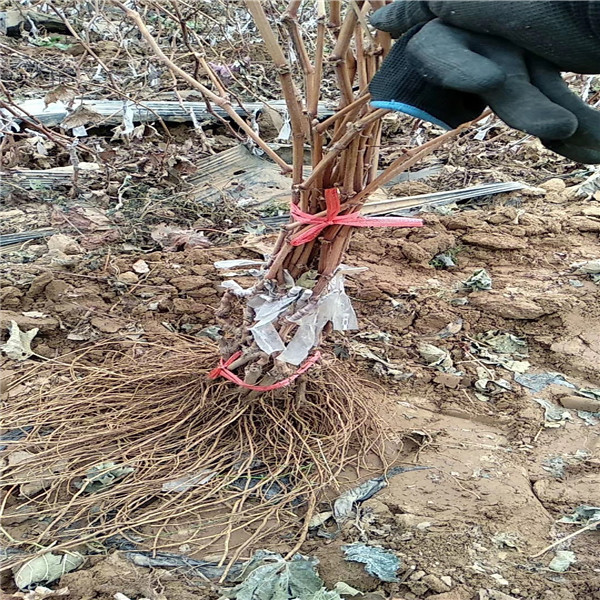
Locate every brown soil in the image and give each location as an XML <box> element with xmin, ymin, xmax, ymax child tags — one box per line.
<box><xmin>2</xmin><ymin>182</ymin><xmax>600</xmax><ymax>600</ymax></box>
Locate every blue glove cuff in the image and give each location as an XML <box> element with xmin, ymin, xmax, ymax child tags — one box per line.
<box><xmin>370</xmin><ymin>100</ymin><xmax>453</xmax><ymax>130</ymax></box>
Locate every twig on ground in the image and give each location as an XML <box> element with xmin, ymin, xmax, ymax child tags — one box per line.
<box><xmin>530</xmin><ymin>522</ymin><xmax>599</xmax><ymax>559</ymax></box>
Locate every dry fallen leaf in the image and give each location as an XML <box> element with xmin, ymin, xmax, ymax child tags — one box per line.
<box><xmin>150</xmin><ymin>224</ymin><xmax>211</xmax><ymax>251</ymax></box>
<box><xmin>14</xmin><ymin>553</ymin><xmax>84</xmax><ymax>589</ymax></box>
<box><xmin>44</xmin><ymin>83</ymin><xmax>76</xmax><ymax>107</ymax></box>
<box><xmin>1</xmin><ymin>321</ymin><xmax>38</xmax><ymax>361</ymax></box>
<box><xmin>60</xmin><ymin>105</ymin><xmax>103</xmax><ymax>130</ymax></box>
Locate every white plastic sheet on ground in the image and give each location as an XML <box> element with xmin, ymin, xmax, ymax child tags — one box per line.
<box><xmin>214</xmin><ymin>259</ymin><xmax>265</xmax><ymax>270</ymax></box>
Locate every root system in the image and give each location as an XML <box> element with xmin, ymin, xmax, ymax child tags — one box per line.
<box><xmin>2</xmin><ymin>337</ymin><xmax>383</xmax><ymax>569</ymax></box>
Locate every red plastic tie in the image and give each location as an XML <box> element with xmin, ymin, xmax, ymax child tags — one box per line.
<box><xmin>289</xmin><ymin>187</ymin><xmax>423</xmax><ymax>246</ymax></box>
<box><xmin>208</xmin><ymin>350</ymin><xmax>322</xmax><ymax>391</ymax></box>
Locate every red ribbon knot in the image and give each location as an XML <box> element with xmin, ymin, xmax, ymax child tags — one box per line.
<box><xmin>289</xmin><ymin>187</ymin><xmax>423</xmax><ymax>246</ymax></box>
<box><xmin>208</xmin><ymin>350</ymin><xmax>322</xmax><ymax>391</ymax></box>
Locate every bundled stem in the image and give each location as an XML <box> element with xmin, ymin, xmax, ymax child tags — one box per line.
<box><xmin>219</xmin><ymin>0</ymin><xmax>481</xmax><ymax>384</ymax></box>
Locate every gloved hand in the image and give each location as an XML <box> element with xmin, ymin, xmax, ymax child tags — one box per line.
<box><xmin>369</xmin><ymin>1</ymin><xmax>600</xmax><ymax>163</ymax></box>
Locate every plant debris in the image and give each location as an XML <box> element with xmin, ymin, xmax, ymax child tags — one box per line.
<box><xmin>341</xmin><ymin>544</ymin><xmax>400</xmax><ymax>583</ymax></box>
<box><xmin>222</xmin><ymin>551</ymin><xmax>341</xmax><ymax>600</ymax></box>
<box><xmin>548</xmin><ymin>550</ymin><xmax>577</xmax><ymax>573</ymax></box>
<box><xmin>558</xmin><ymin>505</ymin><xmax>600</xmax><ymax>526</ymax></box>
<box><xmin>2</xmin><ymin>321</ymin><xmax>38</xmax><ymax>361</ymax></box>
<box><xmin>514</xmin><ymin>372</ymin><xmax>575</xmax><ymax>393</ymax></box>
<box><xmin>533</xmin><ymin>398</ymin><xmax>572</xmax><ymax>425</ymax></box>
<box><xmin>13</xmin><ymin>586</ymin><xmax>70</xmax><ymax>600</ymax></box>
<box><xmin>75</xmin><ymin>462</ymin><xmax>134</xmax><ymax>493</ymax></box>
<box><xmin>462</xmin><ymin>268</ymin><xmax>492</xmax><ymax>291</ymax></box>
<box><xmin>126</xmin><ymin>551</ymin><xmax>242</xmax><ymax>581</ymax></box>
<box><xmin>333</xmin><ymin>466</ymin><xmax>430</xmax><ymax>522</ymax></box>
<box><xmin>14</xmin><ymin>553</ymin><xmax>84</xmax><ymax>590</ymax></box>
<box><xmin>418</xmin><ymin>343</ymin><xmax>455</xmax><ymax>372</ymax></box>
<box><xmin>470</xmin><ymin>331</ymin><xmax>530</xmax><ymax>374</ymax></box>
<box><xmin>150</xmin><ymin>224</ymin><xmax>212</xmax><ymax>251</ymax></box>
<box><xmin>350</xmin><ymin>342</ymin><xmax>413</xmax><ymax>380</ymax></box>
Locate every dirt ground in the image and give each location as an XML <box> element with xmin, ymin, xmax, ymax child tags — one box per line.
<box><xmin>2</xmin><ymin>176</ymin><xmax>600</xmax><ymax>600</ymax></box>
<box><xmin>2</xmin><ymin>3</ymin><xmax>600</xmax><ymax>599</ymax></box>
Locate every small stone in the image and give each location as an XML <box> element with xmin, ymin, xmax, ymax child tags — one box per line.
<box><xmin>428</xmin><ymin>588</ymin><xmax>472</xmax><ymax>600</ymax></box>
<box><xmin>45</xmin><ymin>280</ymin><xmax>72</xmax><ymax>301</ymax></box>
<box><xmin>0</xmin><ymin>208</ymin><xmax>25</xmax><ymax>219</ymax></box>
<box><xmin>47</xmin><ymin>233</ymin><xmax>82</xmax><ymax>255</ymax></box>
<box><xmin>484</xmin><ymin>591</ymin><xmax>519</xmax><ymax>600</ymax></box>
<box><xmin>462</xmin><ymin>233</ymin><xmax>527</xmax><ymax>250</ymax></box>
<box><xmin>450</xmin><ymin>297</ymin><xmax>468</xmax><ymax>306</ymax></box>
<box><xmin>468</xmin><ymin>292</ymin><xmax>549</xmax><ymax>320</ymax></box>
<box><xmin>362</xmin><ymin>498</ymin><xmax>392</xmax><ymax>518</ymax></box>
<box><xmin>188</xmin><ymin>287</ymin><xmax>217</xmax><ymax>299</ymax></box>
<box><xmin>395</xmin><ymin>514</ymin><xmax>435</xmax><ymax>529</ymax></box>
<box><xmin>443</xmin><ymin>211</ymin><xmax>486</xmax><ymax>231</ymax></box>
<box><xmin>90</xmin><ymin>317</ymin><xmax>122</xmax><ymax>334</ymax></box>
<box><xmin>0</xmin><ymin>286</ymin><xmax>23</xmax><ymax>309</ymax></box>
<box><xmin>422</xmin><ymin>574</ymin><xmax>452</xmax><ymax>593</ymax></box>
<box><xmin>47</xmin><ymin>250</ymin><xmax>79</xmax><ymax>268</ymax></box>
<box><xmin>401</xmin><ymin>241</ymin><xmax>431</xmax><ymax>264</ymax></box>
<box><xmin>0</xmin><ymin>310</ymin><xmax>58</xmax><ymax>333</ymax></box>
<box><xmin>490</xmin><ymin>573</ymin><xmax>509</xmax><ymax>586</ymax></box>
<box><xmin>188</xmin><ymin>248</ymin><xmax>212</xmax><ymax>265</ymax></box>
<box><xmin>27</xmin><ymin>271</ymin><xmax>53</xmax><ymax>297</ymax></box>
<box><xmin>581</xmin><ymin>205</ymin><xmax>600</xmax><ymax>217</ymax></box>
<box><xmin>441</xmin><ymin>576</ymin><xmax>453</xmax><ymax>588</ymax></box>
<box><xmin>132</xmin><ymin>259</ymin><xmax>150</xmax><ymax>274</ymax></box>
<box><xmin>572</xmin><ymin>216</ymin><xmax>600</xmax><ymax>232</ymax></box>
<box><xmin>172</xmin><ymin>298</ymin><xmax>208</xmax><ymax>314</ymax></box>
<box><xmin>170</xmin><ymin>275</ymin><xmax>211</xmax><ymax>291</ymax></box>
<box><xmin>533</xmin><ymin>475</ymin><xmax>600</xmax><ymax>506</ymax></box>
<box><xmin>33</xmin><ymin>344</ymin><xmax>54</xmax><ymax>358</ymax></box>
<box><xmin>545</xmin><ymin>191</ymin><xmax>565</xmax><ymax>203</ymax></box>
<box><xmin>558</xmin><ymin>394</ymin><xmax>600</xmax><ymax>413</ymax></box>
<box><xmin>20</xmin><ymin>478</ymin><xmax>52</xmax><ymax>497</ymax></box>
<box><xmin>410</xmin><ymin>570</ymin><xmax>426</xmax><ymax>581</ymax></box>
<box><xmin>408</xmin><ymin>582</ymin><xmax>429</xmax><ymax>596</ymax></box>
<box><xmin>416</xmin><ymin>521</ymin><xmax>432</xmax><ymax>530</ymax></box>
<box><xmin>433</xmin><ymin>372</ymin><xmax>462</xmax><ymax>389</ymax></box>
<box><xmin>540</xmin><ymin>178</ymin><xmax>566</xmax><ymax>193</ymax></box>
<box><xmin>117</xmin><ymin>272</ymin><xmax>139</xmax><ymax>284</ymax></box>
<box><xmin>362</xmin><ymin>594</ymin><xmax>386</xmax><ymax>600</ymax></box>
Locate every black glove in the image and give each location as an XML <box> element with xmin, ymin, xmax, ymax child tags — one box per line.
<box><xmin>369</xmin><ymin>1</ymin><xmax>600</xmax><ymax>163</ymax></box>
<box><xmin>370</xmin><ymin>1</ymin><xmax>600</xmax><ymax>73</ymax></box>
